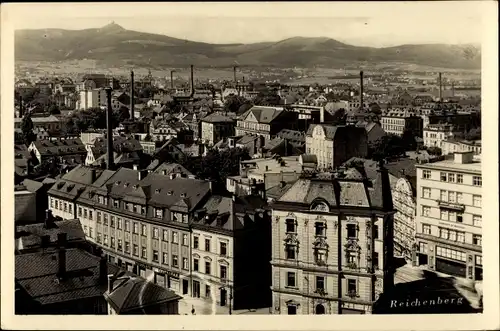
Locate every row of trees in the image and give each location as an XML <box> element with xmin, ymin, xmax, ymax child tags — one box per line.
<box><xmin>61</xmin><ymin>107</ymin><xmax>130</xmax><ymax>134</ymax></box>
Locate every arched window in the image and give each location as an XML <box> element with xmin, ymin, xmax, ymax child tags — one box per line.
<box><xmin>315</xmin><ymin>304</ymin><xmax>325</xmax><ymax>315</ymax></box>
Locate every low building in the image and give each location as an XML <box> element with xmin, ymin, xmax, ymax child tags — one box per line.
<box><xmin>104</xmin><ymin>273</ymin><xmax>181</xmax><ymax>315</ymax></box>
<box><xmin>415</xmin><ymin>152</ymin><xmax>482</xmax><ymax>281</ymax></box>
<box><xmin>271</xmin><ymin>166</ymin><xmax>396</xmax><ymax>314</ymax></box>
<box><xmin>305</xmin><ymin>124</ymin><xmax>368</xmax><ymax>171</ymax></box>
<box><xmin>355</xmin><ymin>121</ymin><xmax>386</xmax><ymax>145</ymax></box>
<box><xmin>441</xmin><ymin>139</ymin><xmax>482</xmax><ymax>156</ymax></box>
<box><xmin>381</xmin><ymin>111</ymin><xmax>423</xmax><ymax>138</ymax></box>
<box><xmin>200</xmin><ymin>113</ymin><xmax>235</xmax><ymax>146</ymax></box>
<box><xmin>15</xmin><ymin>241</ymin><xmax>115</xmax><ymax>314</ymax></box>
<box><xmin>15</xmin><ymin>179</ymin><xmax>50</xmax><ymax>225</ymax></box>
<box><xmin>14</xmin><ymin>115</ymin><xmax>61</xmax><ymax>132</ymax></box>
<box><xmin>28</xmin><ymin>138</ymin><xmax>86</xmax><ymax>164</ymax></box>
<box><xmin>423</xmin><ymin>124</ymin><xmax>460</xmax><ymax>149</ymax></box>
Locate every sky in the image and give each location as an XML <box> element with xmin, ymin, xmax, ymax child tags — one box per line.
<box><xmin>6</xmin><ymin>2</ymin><xmax>484</xmax><ymax>47</ymax></box>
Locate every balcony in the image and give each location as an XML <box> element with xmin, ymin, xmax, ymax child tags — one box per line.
<box><xmin>437</xmin><ymin>200</ymin><xmax>465</xmax><ymax>212</ymax></box>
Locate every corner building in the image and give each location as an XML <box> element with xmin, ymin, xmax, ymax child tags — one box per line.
<box><xmin>270</xmin><ymin>165</ymin><xmax>395</xmax><ymax>315</ymax></box>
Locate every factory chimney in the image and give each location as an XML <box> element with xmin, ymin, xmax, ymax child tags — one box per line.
<box><xmin>438</xmin><ymin>72</ymin><xmax>443</xmax><ymax>103</ymax></box>
<box><xmin>105</xmin><ymin>87</ymin><xmax>114</xmax><ymax>170</ymax></box>
<box><xmin>233</xmin><ymin>66</ymin><xmax>237</xmax><ymax>83</ymax></box>
<box><xmin>451</xmin><ymin>81</ymin><xmax>455</xmax><ymax>98</ymax></box>
<box><xmin>359</xmin><ymin>71</ymin><xmax>364</xmax><ymax>109</ymax></box>
<box><xmin>170</xmin><ymin>70</ymin><xmax>175</xmax><ymax>90</ymax></box>
<box><xmin>190</xmin><ymin>65</ymin><xmax>195</xmax><ymax>98</ymax></box>
<box><xmin>130</xmin><ymin>70</ymin><xmax>135</xmax><ymax>120</ymax></box>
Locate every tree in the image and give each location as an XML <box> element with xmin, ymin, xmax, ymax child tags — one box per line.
<box><xmin>427</xmin><ymin>147</ymin><xmax>442</xmax><ymax>156</ymax></box>
<box><xmin>401</xmin><ymin>129</ymin><xmax>417</xmax><ymax>151</ymax></box>
<box><xmin>369</xmin><ymin>134</ymin><xmax>405</xmax><ymax>162</ymax></box>
<box><xmin>238</xmin><ymin>103</ymin><xmax>253</xmax><ymax>115</ymax></box>
<box><xmin>254</xmin><ymin>90</ymin><xmax>281</xmax><ymax>106</ymax></box>
<box><xmin>223</xmin><ymin>95</ymin><xmax>248</xmax><ymax>113</ymax></box>
<box><xmin>48</xmin><ymin>104</ymin><xmax>60</xmax><ymax>115</ymax></box>
<box><xmin>34</xmin><ymin>156</ymin><xmax>62</xmax><ymax>178</ymax></box>
<box><xmin>332</xmin><ymin>108</ymin><xmax>347</xmax><ymax>125</ymax></box>
<box><xmin>20</xmin><ymin>113</ymin><xmax>36</xmax><ymax>145</ymax></box>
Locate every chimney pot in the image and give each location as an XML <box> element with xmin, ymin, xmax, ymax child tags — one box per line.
<box><xmin>107</xmin><ymin>274</ymin><xmax>114</xmax><ymax>293</ymax></box>
<box><xmin>58</xmin><ymin>248</ymin><xmax>67</xmax><ymax>279</ymax></box>
<box><xmin>99</xmin><ymin>257</ymin><xmax>108</xmax><ymax>285</ymax></box>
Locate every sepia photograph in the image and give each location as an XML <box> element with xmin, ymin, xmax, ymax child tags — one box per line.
<box><xmin>1</xmin><ymin>1</ymin><xmax>498</xmax><ymax>330</ymax></box>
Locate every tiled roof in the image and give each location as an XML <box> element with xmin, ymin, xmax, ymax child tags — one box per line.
<box><xmin>241</xmin><ymin>106</ymin><xmax>284</xmax><ymax>124</ymax></box>
<box><xmin>21</xmin><ymin>179</ymin><xmax>44</xmax><ymax>193</ymax></box>
<box><xmin>276</xmin><ymin>129</ymin><xmax>306</xmax><ymax>144</ymax></box>
<box><xmin>105</xmin><ymin>276</ymin><xmax>181</xmax><ymax>314</ymax></box>
<box><xmin>33</xmin><ymin>139</ymin><xmax>86</xmax><ymax>156</ymax></box>
<box><xmin>201</xmin><ymin>113</ymin><xmax>234</xmax><ymax>123</ymax></box>
<box><xmin>152</xmin><ymin>163</ymin><xmax>193</xmax><ymax>177</ymax></box>
<box><xmin>16</xmin><ymin>219</ymin><xmax>85</xmax><ymax>250</ymax></box>
<box><xmin>15</xmin><ymin>249</ymin><xmax>119</xmax><ymax>306</ymax></box>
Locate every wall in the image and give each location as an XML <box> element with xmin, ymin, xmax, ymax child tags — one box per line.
<box><xmin>15</xmin><ymin>191</ymin><xmax>37</xmax><ymax>224</ymax></box>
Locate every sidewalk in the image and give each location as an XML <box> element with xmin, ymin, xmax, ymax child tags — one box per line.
<box><xmin>178</xmin><ymin>296</ymin><xmax>271</xmax><ymax>315</ymax></box>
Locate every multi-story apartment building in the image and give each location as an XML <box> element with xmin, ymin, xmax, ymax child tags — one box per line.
<box><xmin>270</xmin><ymin>166</ymin><xmax>396</xmax><ymax>315</ymax></box>
<box><xmin>415</xmin><ymin>151</ymin><xmax>482</xmax><ymax>280</ymax></box>
<box><xmin>305</xmin><ymin>124</ymin><xmax>368</xmax><ymax>170</ymax></box>
<box><xmin>200</xmin><ymin>113</ymin><xmax>235</xmax><ymax>146</ymax></box>
<box><xmin>381</xmin><ymin>111</ymin><xmax>423</xmax><ymax>138</ymax></box>
<box><xmin>423</xmin><ymin>124</ymin><xmax>460</xmax><ymax>149</ymax></box>
<box><xmin>235</xmin><ymin>106</ymin><xmax>298</xmax><ymax>144</ymax></box>
<box><xmin>77</xmin><ymin>89</ymin><xmax>107</xmax><ymax>110</ymax></box>
<box><xmin>392</xmin><ymin>177</ymin><xmax>417</xmax><ymax>263</ymax></box>
<box><xmin>47</xmin><ymin>165</ymin><xmax>272</xmax><ymax>309</ymax></box>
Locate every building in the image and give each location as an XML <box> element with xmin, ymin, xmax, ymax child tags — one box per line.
<box><xmin>381</xmin><ymin>111</ymin><xmax>423</xmax><ymax>138</ymax></box>
<box><xmin>415</xmin><ymin>152</ymin><xmax>482</xmax><ymax>281</ymax></box>
<box><xmin>85</xmin><ymin>135</ymin><xmax>144</xmax><ymax>167</ymax></box>
<box><xmin>15</xmin><ymin>179</ymin><xmax>51</xmax><ymax>225</ymax></box>
<box><xmin>15</xmin><ymin>239</ymin><xmax>115</xmax><ymax>314</ymax></box>
<box><xmin>77</xmin><ymin>89</ymin><xmax>108</xmax><ymax>110</ymax></box>
<box><xmin>104</xmin><ymin>273</ymin><xmax>181</xmax><ymax>315</ymax></box>
<box><xmin>305</xmin><ymin>124</ymin><xmax>368</xmax><ymax>170</ymax></box>
<box><xmin>235</xmin><ymin>106</ymin><xmax>298</xmax><ymax>143</ymax></box>
<box><xmin>28</xmin><ymin>138</ymin><xmax>87</xmax><ymax>164</ymax></box>
<box><xmin>200</xmin><ymin>113</ymin><xmax>235</xmax><ymax>146</ymax></box>
<box><xmin>355</xmin><ymin>121</ymin><xmax>386</xmax><ymax>145</ymax></box>
<box><xmin>423</xmin><ymin>124</ymin><xmax>460</xmax><ymax>149</ymax></box>
<box><xmin>270</xmin><ymin>165</ymin><xmax>396</xmax><ymax>314</ymax></box>
<box><xmin>189</xmin><ymin>194</ymin><xmax>272</xmax><ymax>310</ymax></box>
<box><xmin>441</xmin><ymin>139</ymin><xmax>482</xmax><ymax>156</ymax></box>
<box><xmin>392</xmin><ymin>177</ymin><xmax>417</xmax><ymax>263</ymax></box>
<box><xmin>14</xmin><ymin>115</ymin><xmax>61</xmax><ymax>132</ymax></box>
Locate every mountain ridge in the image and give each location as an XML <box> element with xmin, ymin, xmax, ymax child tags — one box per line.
<box><xmin>15</xmin><ymin>23</ymin><xmax>481</xmax><ymax>69</ymax></box>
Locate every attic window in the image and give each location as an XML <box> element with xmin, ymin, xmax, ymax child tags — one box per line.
<box><xmin>155</xmin><ymin>189</ymin><xmax>161</xmax><ymax>194</ymax></box>
<box><xmin>115</xmin><ymin>181</ymin><xmax>121</xmax><ymax>185</ymax></box>
<box><xmin>167</xmin><ymin>191</ymin><xmax>173</xmax><ymax>195</ymax></box>
<box><xmin>124</xmin><ymin>183</ymin><xmax>129</xmax><ymax>187</ymax></box>
<box><xmin>358</xmin><ymin>200</ymin><xmax>363</xmax><ymax>205</ymax></box>
<box><xmin>180</xmin><ymin>193</ymin><xmax>187</xmax><ymax>198</ymax></box>
<box><xmin>57</xmin><ymin>182</ymin><xmax>65</xmax><ymax>189</ymax></box>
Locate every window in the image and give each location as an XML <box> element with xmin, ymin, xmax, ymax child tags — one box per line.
<box><xmin>152</xmin><ymin>228</ymin><xmax>159</xmax><ymax>239</ymax></box>
<box><xmin>456</xmin><ymin>232</ymin><xmax>465</xmax><ymax>243</ymax></box>
<box><xmin>457</xmin><ymin>213</ymin><xmax>463</xmax><ymax>223</ymax></box>
<box><xmin>133</xmin><ymin>245</ymin><xmax>139</xmax><ymax>256</ymax></box>
<box><xmin>125</xmin><ymin>241</ymin><xmax>130</xmax><ymax>253</ymax></box>
<box><xmin>163</xmin><ymin>230</ymin><xmax>168</xmax><ymax>241</ymax></box>
<box><xmin>64</xmin><ymin>202</ymin><xmax>67</xmax><ymax>212</ymax></box>
<box><xmin>215</xmin><ymin>241</ymin><xmax>227</xmax><ymax>256</ymax></box>
<box><xmin>347</xmin><ymin>279</ymin><xmax>357</xmax><ymax>296</ymax></box>
<box><xmin>193</xmin><ymin>258</ymin><xmax>199</xmax><ymax>271</ymax></box>
<box><xmin>125</xmin><ymin>220</ymin><xmax>130</xmax><ymax>232</ymax></box>
<box><xmin>440</xmin><ymin>210</ymin><xmax>448</xmax><ymax>221</ymax></box>
<box><xmin>182</xmin><ymin>258</ymin><xmax>189</xmax><ymax>270</ymax></box>
<box><xmin>373</xmin><ymin>252</ymin><xmax>379</xmax><ymax>269</ymax></box>
<box><xmin>457</xmin><ymin>193</ymin><xmax>463</xmax><ymax>203</ymax></box>
<box><xmin>448</xmin><ymin>191</ymin><xmax>456</xmax><ymax>203</ymax></box>
<box><xmin>448</xmin><ymin>173</ymin><xmax>455</xmax><ymax>183</ymax></box>
<box><xmin>155</xmin><ymin>208</ymin><xmax>163</xmax><ymax>219</ymax></box>
<box><xmin>285</xmin><ymin>244</ymin><xmax>296</xmax><ymax>260</ymax></box>
<box><xmin>110</xmin><ymin>216</ymin><xmax>115</xmax><ymax>227</ymax></box>
<box><xmin>422</xmin><ymin>187</ymin><xmax>431</xmax><ymax>198</ymax></box>
<box><xmin>206</xmin><ymin>285</ymin><xmax>211</xmax><ymax>299</ymax></box>
<box><xmin>422</xmin><ymin>224</ymin><xmax>431</xmax><ymax>235</ymax></box>
<box><xmin>473</xmin><ymin>235</ymin><xmax>482</xmax><ymax>246</ymax></box>
<box><xmin>473</xmin><ymin>215</ymin><xmax>482</xmax><ymax>227</ymax></box>
<box><xmin>51</xmin><ymin>199</ymin><xmax>55</xmax><ymax>209</ymax></box>
<box><xmin>205</xmin><ymin>239</ymin><xmax>211</xmax><ymax>252</ymax></box>
<box><xmin>163</xmin><ymin>253</ymin><xmax>168</xmax><ymax>264</ymax></box>
<box><xmin>83</xmin><ymin>209</ymin><xmax>88</xmax><ymax>219</ymax></box>
<box><xmin>457</xmin><ymin>174</ymin><xmax>464</xmax><ymax>183</ymax></box>
<box><xmin>316</xmin><ymin>276</ymin><xmax>325</xmax><ymax>291</ymax></box>
<box><xmin>440</xmin><ymin>172</ymin><xmax>447</xmax><ymax>182</ymax></box>
<box><xmin>193</xmin><ymin>236</ymin><xmax>199</xmax><ymax>249</ymax></box>
<box><xmin>89</xmin><ymin>227</ymin><xmax>93</xmax><ymax>238</ymax></box>
<box><xmin>141</xmin><ymin>248</ymin><xmax>146</xmax><ymax>259</ymax></box>
<box><xmin>436</xmin><ymin>246</ymin><xmax>466</xmax><ymax>262</ymax></box>
<box><xmin>286</xmin><ymin>272</ymin><xmax>296</xmax><ymax>287</ymax></box>
<box><xmin>55</xmin><ymin>200</ymin><xmax>59</xmax><ymax>209</ymax></box>
<box><xmin>110</xmin><ymin>237</ymin><xmax>115</xmax><ymax>248</ymax></box>
<box><xmin>439</xmin><ymin>228</ymin><xmax>449</xmax><ymax>239</ymax></box>
<box><xmin>423</xmin><ymin>170</ymin><xmax>431</xmax><ymax>179</ymax></box>
<box><xmin>373</xmin><ymin>225</ymin><xmax>379</xmax><ymax>239</ymax></box>
<box><xmin>117</xmin><ymin>239</ymin><xmax>122</xmax><ymax>251</ymax></box>
<box><xmin>89</xmin><ymin>210</ymin><xmax>93</xmax><ymax>220</ymax></box>
<box><xmin>347</xmin><ymin>251</ymin><xmax>357</xmax><ymax>264</ymax></box>
<box><xmin>473</xmin><ymin>176</ymin><xmax>482</xmax><ymax>187</ymax></box>
<box><xmin>97</xmin><ymin>212</ymin><xmax>101</xmax><ymax>223</ymax></box>
<box><xmin>449</xmin><ymin>231</ymin><xmax>456</xmax><ymax>241</ymax></box>
<box><xmin>347</xmin><ymin>224</ymin><xmax>357</xmax><ymax>238</ymax></box>
<box><xmin>315</xmin><ymin>249</ymin><xmax>326</xmax><ymax>264</ymax></box>
<box><xmin>440</xmin><ymin>190</ymin><xmax>447</xmax><ymax>201</ymax></box>
<box><xmin>473</xmin><ymin>195</ymin><xmax>482</xmax><ymax>207</ymax></box>
<box><xmin>141</xmin><ymin>225</ymin><xmax>147</xmax><ymax>236</ymax></box>
<box><xmin>103</xmin><ymin>214</ymin><xmax>108</xmax><ymax>225</ymax></box>
<box><xmin>151</xmin><ymin>250</ymin><xmax>159</xmax><ymax>262</ymax></box>
<box><xmin>205</xmin><ymin>261</ymin><xmax>211</xmax><ymax>275</ymax></box>
<box><xmin>78</xmin><ymin>206</ymin><xmax>82</xmax><ymax>216</ymax></box>
<box><xmin>315</xmin><ymin>222</ymin><xmax>326</xmax><ymax>237</ymax></box>
<box><xmin>422</xmin><ymin>206</ymin><xmax>430</xmax><ymax>217</ymax></box>
<box><xmin>419</xmin><ymin>242</ymin><xmax>428</xmax><ymax>253</ymax></box>
<box><xmin>172</xmin><ymin>255</ymin><xmax>178</xmax><ymax>268</ymax></box>
<box><xmin>182</xmin><ymin>234</ymin><xmax>188</xmax><ymax>246</ymax></box>
<box><xmin>285</xmin><ymin>219</ymin><xmax>296</xmax><ymax>233</ymax></box>
<box><xmin>172</xmin><ymin>232</ymin><xmax>178</xmax><ymax>244</ymax></box>
<box><xmin>476</xmin><ymin>256</ymin><xmax>482</xmax><ymax>266</ymax></box>
<box><xmin>220</xmin><ymin>265</ymin><xmax>227</xmax><ymax>279</ymax></box>
<box><xmin>133</xmin><ymin>223</ymin><xmax>138</xmax><ymax>234</ymax></box>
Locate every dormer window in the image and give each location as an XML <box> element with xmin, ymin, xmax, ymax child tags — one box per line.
<box><xmin>180</xmin><ymin>193</ymin><xmax>187</xmax><ymax>198</ymax></box>
<box><xmin>167</xmin><ymin>191</ymin><xmax>173</xmax><ymax>195</ymax></box>
<box><xmin>155</xmin><ymin>189</ymin><xmax>161</xmax><ymax>194</ymax></box>
<box><xmin>133</xmin><ymin>185</ymin><xmax>138</xmax><ymax>189</ymax></box>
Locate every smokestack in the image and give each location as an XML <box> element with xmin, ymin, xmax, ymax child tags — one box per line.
<box><xmin>105</xmin><ymin>87</ymin><xmax>114</xmax><ymax>170</ymax></box>
<box><xmin>19</xmin><ymin>96</ymin><xmax>23</xmax><ymax>118</ymax></box>
<box><xmin>233</xmin><ymin>66</ymin><xmax>237</xmax><ymax>83</ymax></box>
<box><xmin>190</xmin><ymin>65</ymin><xmax>195</xmax><ymax>97</ymax></box>
<box><xmin>451</xmin><ymin>81</ymin><xmax>455</xmax><ymax>98</ymax></box>
<box><xmin>170</xmin><ymin>70</ymin><xmax>175</xmax><ymax>90</ymax></box>
<box><xmin>359</xmin><ymin>71</ymin><xmax>364</xmax><ymax>109</ymax></box>
<box><xmin>438</xmin><ymin>72</ymin><xmax>442</xmax><ymax>103</ymax></box>
<box><xmin>130</xmin><ymin>71</ymin><xmax>135</xmax><ymax>120</ymax></box>
<box><xmin>57</xmin><ymin>247</ymin><xmax>67</xmax><ymax>280</ymax></box>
